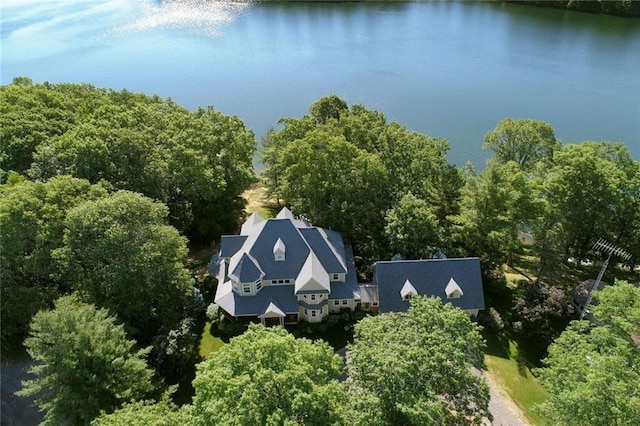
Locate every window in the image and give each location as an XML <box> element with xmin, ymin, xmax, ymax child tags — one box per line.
<box><xmin>304</xmin><ymin>309</ymin><xmax>308</xmax><ymax>315</ymax></box>
<box><xmin>242</xmin><ymin>285</ymin><xmax>251</xmax><ymax>293</ymax></box>
<box><xmin>311</xmin><ymin>294</ymin><xmax>316</xmax><ymax>301</ymax></box>
<box><xmin>342</xmin><ymin>300</ymin><xmax>348</xmax><ymax>305</ymax></box>
<box><xmin>372</xmin><ymin>302</ymin><xmax>378</xmax><ymax>307</ymax></box>
<box><xmin>311</xmin><ymin>310</ymin><xmax>316</xmax><ymax>317</ymax></box>
<box><xmin>278</xmin><ymin>279</ymin><xmax>284</xmax><ymax>284</ymax></box>
<box><xmin>303</xmin><ymin>295</ymin><xmax>307</xmax><ymax>299</ymax></box>
<box><xmin>256</xmin><ymin>281</ymin><xmax>262</xmax><ymax>290</ymax></box>
<box><xmin>334</xmin><ymin>300</ymin><xmax>339</xmax><ymax>305</ymax></box>
<box><xmin>285</xmin><ymin>279</ymin><xmax>291</xmax><ymax>284</ymax></box>
<box><xmin>332</xmin><ymin>273</ymin><xmax>339</xmax><ymax>280</ymax></box>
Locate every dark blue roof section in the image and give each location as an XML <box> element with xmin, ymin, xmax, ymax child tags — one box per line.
<box><xmin>375</xmin><ymin>258</ymin><xmax>485</xmax><ymax>313</ymax></box>
<box><xmin>208</xmin><ymin>252</ymin><xmax>221</xmax><ymax>277</ymax></box>
<box><xmin>299</xmin><ymin>228</ymin><xmax>347</xmax><ymax>274</ymax></box>
<box><xmin>329</xmin><ymin>281</ymin><xmax>358</xmax><ymax>300</ymax></box>
<box><xmin>220</xmin><ymin>235</ymin><xmax>247</xmax><ymax>258</ymax></box>
<box><xmin>231</xmin><ymin>253</ymin><xmax>263</xmax><ymax>283</ymax></box>
<box><xmin>329</xmin><ymin>245</ymin><xmax>359</xmax><ymax>300</ymax></box>
<box><xmin>233</xmin><ymin>286</ymin><xmax>299</xmax><ymax>316</ymax></box>
<box><xmin>248</xmin><ymin>219</ymin><xmax>310</xmax><ymax>279</ymax></box>
<box><xmin>343</xmin><ymin>245</ymin><xmax>359</xmax><ymax>287</ymax></box>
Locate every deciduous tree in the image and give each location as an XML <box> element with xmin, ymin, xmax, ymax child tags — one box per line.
<box><xmin>190</xmin><ymin>325</ymin><xmax>346</xmax><ymax>425</ymax></box>
<box><xmin>346</xmin><ymin>296</ymin><xmax>490</xmax><ymax>425</ymax></box>
<box><xmin>384</xmin><ymin>192</ymin><xmax>441</xmax><ymax>259</ymax></box>
<box><xmin>483</xmin><ymin>118</ymin><xmax>559</xmax><ymax>170</ymax></box>
<box><xmin>512</xmin><ymin>282</ymin><xmax>575</xmax><ymax>358</ymax></box>
<box><xmin>452</xmin><ymin>160</ymin><xmax>535</xmax><ymax>268</ymax></box>
<box><xmin>535</xmin><ymin>280</ymin><xmax>640</xmax><ymax>425</ymax></box>
<box><xmin>542</xmin><ymin>142</ymin><xmax>632</xmax><ymax>262</ymax></box>
<box><xmin>92</xmin><ymin>398</ymin><xmax>192</xmax><ymax>426</ymax></box>
<box><xmin>18</xmin><ymin>296</ymin><xmax>156</xmax><ymax>426</ymax></box>
<box><xmin>0</xmin><ymin>176</ymin><xmax>108</xmax><ymax>343</ymax></box>
<box><xmin>55</xmin><ymin>191</ymin><xmax>194</xmax><ymax>345</ymax></box>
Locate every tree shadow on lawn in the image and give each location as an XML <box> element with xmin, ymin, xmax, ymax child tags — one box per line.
<box><xmin>209</xmin><ymin>318</ymin><xmax>247</xmax><ymax>343</ymax></box>
<box><xmin>480</xmin><ymin>270</ymin><xmax>516</xmax><ymax>360</ymax></box>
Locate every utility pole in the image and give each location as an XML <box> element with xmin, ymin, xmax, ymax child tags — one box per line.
<box><xmin>579</xmin><ymin>238</ymin><xmax>631</xmax><ymax>320</ymax></box>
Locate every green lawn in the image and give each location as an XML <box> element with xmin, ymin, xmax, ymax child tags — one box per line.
<box><xmin>484</xmin><ymin>339</ymin><xmax>549</xmax><ymax>425</ymax></box>
<box><xmin>199</xmin><ymin>321</ymin><xmax>225</xmax><ymax>359</ymax></box>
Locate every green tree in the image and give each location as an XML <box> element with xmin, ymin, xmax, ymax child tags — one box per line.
<box><xmin>0</xmin><ymin>176</ymin><xmax>108</xmax><ymax>344</ymax></box>
<box><xmin>190</xmin><ymin>325</ymin><xmax>346</xmax><ymax>425</ymax></box>
<box><xmin>384</xmin><ymin>192</ymin><xmax>441</xmax><ymax>259</ymax></box>
<box><xmin>346</xmin><ymin>296</ymin><xmax>490</xmax><ymax>425</ymax></box>
<box><xmin>535</xmin><ymin>280</ymin><xmax>640</xmax><ymax>425</ymax></box>
<box><xmin>592</xmin><ymin>280</ymin><xmax>640</xmax><ymax>337</ymax></box>
<box><xmin>452</xmin><ymin>160</ymin><xmax>535</xmax><ymax>268</ymax></box>
<box><xmin>483</xmin><ymin>118</ymin><xmax>559</xmax><ymax>170</ymax></box>
<box><xmin>535</xmin><ymin>322</ymin><xmax>640</xmax><ymax>424</ymax></box>
<box><xmin>2</xmin><ymin>80</ymin><xmax>255</xmax><ymax>240</ymax></box>
<box><xmin>54</xmin><ymin>191</ymin><xmax>194</xmax><ymax>345</ymax></box>
<box><xmin>309</xmin><ymin>95</ymin><xmax>348</xmax><ymax>124</ymax></box>
<box><xmin>18</xmin><ymin>296</ymin><xmax>156</xmax><ymax>426</ymax></box>
<box><xmin>542</xmin><ymin>142</ymin><xmax>633</xmax><ymax>262</ymax></box>
<box><xmin>92</xmin><ymin>398</ymin><xmax>192</xmax><ymax>426</ymax></box>
<box><xmin>276</xmin><ymin>130</ymin><xmax>391</xmax><ymax>263</ymax></box>
<box><xmin>512</xmin><ymin>282</ymin><xmax>575</xmax><ymax>359</ymax></box>
<box><xmin>261</xmin><ymin>96</ymin><xmax>455</xmax><ymax>265</ymax></box>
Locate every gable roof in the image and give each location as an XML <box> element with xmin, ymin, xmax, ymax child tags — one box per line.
<box><xmin>295</xmin><ymin>252</ymin><xmax>331</xmax><ymax>293</ymax></box>
<box><xmin>273</xmin><ymin>238</ymin><xmax>286</xmax><ymax>255</ymax></box>
<box><xmin>445</xmin><ymin>278</ymin><xmax>464</xmax><ymax>297</ymax></box>
<box><xmin>400</xmin><ymin>279</ymin><xmax>418</xmax><ymax>299</ymax></box>
<box><xmin>375</xmin><ymin>257</ymin><xmax>485</xmax><ymax>313</ymax></box>
<box><xmin>258</xmin><ymin>302</ymin><xmax>285</xmax><ymax>318</ymax></box>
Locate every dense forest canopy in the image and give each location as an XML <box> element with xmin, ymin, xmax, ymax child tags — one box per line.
<box><xmin>0</xmin><ymin>77</ymin><xmax>256</xmax><ymax>241</ymax></box>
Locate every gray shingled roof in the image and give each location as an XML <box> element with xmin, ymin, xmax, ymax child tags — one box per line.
<box><xmin>299</xmin><ymin>228</ymin><xmax>347</xmax><ymax>274</ymax></box>
<box><xmin>247</xmin><ymin>219</ymin><xmax>311</xmax><ymax>279</ymax></box>
<box><xmin>329</xmin><ymin>281</ymin><xmax>359</xmax><ymax>300</ymax></box>
<box><xmin>375</xmin><ymin>258</ymin><xmax>485</xmax><ymax>313</ymax></box>
<box><xmin>231</xmin><ymin>286</ymin><xmax>300</xmax><ymax>316</ymax></box>
<box><xmin>208</xmin><ymin>252</ymin><xmax>221</xmax><ymax>277</ymax></box>
<box><xmin>220</xmin><ymin>235</ymin><xmax>248</xmax><ymax>258</ymax></box>
<box><xmin>229</xmin><ymin>253</ymin><xmax>263</xmax><ymax>283</ymax></box>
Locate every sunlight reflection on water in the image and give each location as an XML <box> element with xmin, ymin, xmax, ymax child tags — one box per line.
<box><xmin>114</xmin><ymin>0</ymin><xmax>252</xmax><ymax>36</ymax></box>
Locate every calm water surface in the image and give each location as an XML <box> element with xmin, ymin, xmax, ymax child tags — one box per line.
<box><xmin>2</xmin><ymin>0</ymin><xmax>639</xmax><ymax>166</ymax></box>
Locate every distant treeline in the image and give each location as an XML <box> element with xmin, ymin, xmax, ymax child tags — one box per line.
<box><xmin>508</xmin><ymin>0</ymin><xmax>640</xmax><ymax>17</ymax></box>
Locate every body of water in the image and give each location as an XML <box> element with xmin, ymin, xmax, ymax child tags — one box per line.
<box><xmin>2</xmin><ymin>0</ymin><xmax>639</xmax><ymax>166</ymax></box>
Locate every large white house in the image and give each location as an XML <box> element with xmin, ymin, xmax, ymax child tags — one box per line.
<box><xmin>210</xmin><ymin>208</ymin><xmax>485</xmax><ymax>325</ymax></box>
<box><xmin>209</xmin><ymin>208</ymin><xmax>378</xmax><ymax>326</ymax></box>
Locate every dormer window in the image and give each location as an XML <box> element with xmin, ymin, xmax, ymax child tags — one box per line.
<box><xmin>273</xmin><ymin>238</ymin><xmax>286</xmax><ymax>261</ymax></box>
<box><xmin>445</xmin><ymin>278</ymin><xmax>464</xmax><ymax>299</ymax></box>
<box><xmin>400</xmin><ymin>279</ymin><xmax>418</xmax><ymax>301</ymax></box>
